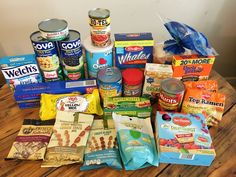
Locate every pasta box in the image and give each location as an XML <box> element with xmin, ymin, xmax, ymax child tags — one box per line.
<box><xmin>114</xmin><ymin>33</ymin><xmax>154</xmax><ymax>69</ymax></box>
<box><xmin>155</xmin><ymin>111</ymin><xmax>216</xmax><ymax>166</ymax></box>
<box><xmin>172</xmin><ymin>55</ymin><xmax>215</xmax><ymax>82</ymax></box>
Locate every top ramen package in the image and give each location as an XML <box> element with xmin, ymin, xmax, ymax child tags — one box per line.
<box><xmin>6</xmin><ymin>119</ymin><xmax>54</xmax><ymax>160</ymax></box>
<box><xmin>184</xmin><ymin>80</ymin><xmax>218</xmax><ymax>92</ymax></box>
<box><xmin>0</xmin><ymin>54</ymin><xmax>42</xmax><ymax>91</ymax></box>
<box><xmin>181</xmin><ymin>89</ymin><xmax>225</xmax><ymax>126</ymax></box>
<box><xmin>81</xmin><ymin>119</ymin><xmax>122</xmax><ymax>170</ymax></box>
<box><xmin>112</xmin><ymin>113</ymin><xmax>158</xmax><ymax>170</ymax></box>
<box><xmin>41</xmin><ymin>111</ymin><xmax>94</xmax><ymax>167</ymax></box>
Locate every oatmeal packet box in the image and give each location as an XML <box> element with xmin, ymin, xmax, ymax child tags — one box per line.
<box><xmin>155</xmin><ymin>111</ymin><xmax>216</xmax><ymax>166</ymax></box>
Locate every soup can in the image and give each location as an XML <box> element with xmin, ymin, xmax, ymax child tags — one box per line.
<box><xmin>157</xmin><ymin>78</ymin><xmax>185</xmax><ymax>111</ymax></box>
<box><xmin>30</xmin><ymin>31</ymin><xmax>64</xmax><ymax>82</ymax></box>
<box><xmin>88</xmin><ymin>8</ymin><xmax>111</xmax><ymax>47</ymax></box>
<box><xmin>38</xmin><ymin>18</ymin><xmax>69</xmax><ymax>41</ymax></box>
<box><xmin>58</xmin><ymin>30</ymin><xmax>84</xmax><ymax>80</ymax></box>
<box><xmin>83</xmin><ymin>36</ymin><xmax>113</xmax><ymax>78</ymax></box>
<box><xmin>97</xmin><ymin>67</ymin><xmax>122</xmax><ymax>101</ymax></box>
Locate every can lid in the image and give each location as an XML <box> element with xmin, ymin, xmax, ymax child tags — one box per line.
<box><xmin>83</xmin><ymin>36</ymin><xmax>113</xmax><ymax>53</ymax></box>
<box><xmin>122</xmin><ymin>68</ymin><xmax>144</xmax><ymax>85</ymax></box>
<box><xmin>61</xmin><ymin>30</ymin><xmax>80</xmax><ymax>41</ymax></box>
<box><xmin>38</xmin><ymin>19</ymin><xmax>68</xmax><ymax>32</ymax></box>
<box><xmin>161</xmin><ymin>78</ymin><xmax>185</xmax><ymax>94</ymax></box>
<box><xmin>30</xmin><ymin>31</ymin><xmax>45</xmax><ymax>42</ymax></box>
<box><xmin>97</xmin><ymin>67</ymin><xmax>121</xmax><ymax>83</ymax></box>
<box><xmin>88</xmin><ymin>8</ymin><xmax>110</xmax><ymax>19</ymax></box>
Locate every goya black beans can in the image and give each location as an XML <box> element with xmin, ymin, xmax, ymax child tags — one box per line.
<box><xmin>58</xmin><ymin>30</ymin><xmax>85</xmax><ymax>80</ymax></box>
<box><xmin>30</xmin><ymin>31</ymin><xmax>64</xmax><ymax>82</ymax></box>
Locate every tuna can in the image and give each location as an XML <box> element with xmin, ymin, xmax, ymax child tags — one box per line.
<box><xmin>83</xmin><ymin>36</ymin><xmax>113</xmax><ymax>78</ymax></box>
<box><xmin>97</xmin><ymin>67</ymin><xmax>122</xmax><ymax>101</ymax></box>
<box><xmin>38</xmin><ymin>18</ymin><xmax>69</xmax><ymax>41</ymax></box>
<box><xmin>58</xmin><ymin>30</ymin><xmax>84</xmax><ymax>80</ymax></box>
<box><xmin>157</xmin><ymin>78</ymin><xmax>185</xmax><ymax>112</ymax></box>
<box><xmin>30</xmin><ymin>31</ymin><xmax>64</xmax><ymax>82</ymax></box>
<box><xmin>88</xmin><ymin>8</ymin><xmax>111</xmax><ymax>47</ymax></box>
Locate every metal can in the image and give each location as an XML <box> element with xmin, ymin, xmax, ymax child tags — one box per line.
<box><xmin>157</xmin><ymin>78</ymin><xmax>185</xmax><ymax>111</ymax></box>
<box><xmin>38</xmin><ymin>18</ymin><xmax>69</xmax><ymax>41</ymax></box>
<box><xmin>88</xmin><ymin>8</ymin><xmax>111</xmax><ymax>47</ymax></box>
<box><xmin>58</xmin><ymin>30</ymin><xmax>84</xmax><ymax>80</ymax></box>
<box><xmin>30</xmin><ymin>31</ymin><xmax>64</xmax><ymax>82</ymax></box>
<box><xmin>83</xmin><ymin>36</ymin><xmax>113</xmax><ymax>78</ymax></box>
<box><xmin>97</xmin><ymin>67</ymin><xmax>122</xmax><ymax>101</ymax></box>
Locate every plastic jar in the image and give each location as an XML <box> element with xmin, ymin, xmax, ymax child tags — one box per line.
<box><xmin>122</xmin><ymin>68</ymin><xmax>144</xmax><ymax>97</ymax></box>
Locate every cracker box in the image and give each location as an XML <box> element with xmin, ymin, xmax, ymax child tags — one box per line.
<box><xmin>114</xmin><ymin>33</ymin><xmax>154</xmax><ymax>69</ymax></box>
<box><xmin>172</xmin><ymin>55</ymin><xmax>215</xmax><ymax>82</ymax></box>
<box><xmin>142</xmin><ymin>63</ymin><xmax>173</xmax><ymax>99</ymax></box>
<box><xmin>156</xmin><ymin>111</ymin><xmax>216</xmax><ymax>166</ymax></box>
<box><xmin>0</xmin><ymin>54</ymin><xmax>42</xmax><ymax>91</ymax></box>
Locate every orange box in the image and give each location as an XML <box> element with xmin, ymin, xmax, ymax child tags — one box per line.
<box><xmin>172</xmin><ymin>55</ymin><xmax>215</xmax><ymax>82</ymax></box>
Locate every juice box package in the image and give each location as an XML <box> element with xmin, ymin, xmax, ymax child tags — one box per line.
<box><xmin>142</xmin><ymin>63</ymin><xmax>173</xmax><ymax>99</ymax></box>
<box><xmin>114</xmin><ymin>33</ymin><xmax>154</xmax><ymax>69</ymax></box>
<box><xmin>172</xmin><ymin>54</ymin><xmax>215</xmax><ymax>82</ymax></box>
<box><xmin>0</xmin><ymin>54</ymin><xmax>42</xmax><ymax>91</ymax></box>
<box><xmin>156</xmin><ymin>111</ymin><xmax>216</xmax><ymax>166</ymax></box>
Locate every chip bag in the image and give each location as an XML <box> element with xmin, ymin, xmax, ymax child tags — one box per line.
<box><xmin>184</xmin><ymin>80</ymin><xmax>218</xmax><ymax>92</ymax></box>
<box><xmin>112</xmin><ymin>113</ymin><xmax>158</xmax><ymax>170</ymax></box>
<box><xmin>181</xmin><ymin>89</ymin><xmax>225</xmax><ymax>126</ymax></box>
<box><xmin>39</xmin><ymin>89</ymin><xmax>103</xmax><ymax>120</ymax></box>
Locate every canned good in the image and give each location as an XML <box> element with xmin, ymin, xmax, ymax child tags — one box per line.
<box><xmin>157</xmin><ymin>78</ymin><xmax>185</xmax><ymax>111</ymax></box>
<box><xmin>38</xmin><ymin>18</ymin><xmax>69</xmax><ymax>41</ymax></box>
<box><xmin>58</xmin><ymin>30</ymin><xmax>84</xmax><ymax>80</ymax></box>
<box><xmin>97</xmin><ymin>67</ymin><xmax>122</xmax><ymax>101</ymax></box>
<box><xmin>88</xmin><ymin>8</ymin><xmax>111</xmax><ymax>47</ymax></box>
<box><xmin>83</xmin><ymin>36</ymin><xmax>113</xmax><ymax>78</ymax></box>
<box><xmin>30</xmin><ymin>31</ymin><xmax>63</xmax><ymax>82</ymax></box>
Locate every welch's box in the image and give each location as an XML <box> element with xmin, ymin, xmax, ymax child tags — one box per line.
<box><xmin>114</xmin><ymin>33</ymin><xmax>154</xmax><ymax>69</ymax></box>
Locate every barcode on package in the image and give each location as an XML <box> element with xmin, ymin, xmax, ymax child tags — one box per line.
<box><xmin>66</xmin><ymin>80</ymin><xmax>96</xmax><ymax>88</ymax></box>
<box><xmin>179</xmin><ymin>153</ymin><xmax>195</xmax><ymax>160</ymax></box>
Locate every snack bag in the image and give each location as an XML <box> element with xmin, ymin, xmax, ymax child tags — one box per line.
<box><xmin>112</xmin><ymin>113</ymin><xmax>158</xmax><ymax>170</ymax></box>
<box><xmin>41</xmin><ymin>111</ymin><xmax>94</xmax><ymax>167</ymax></box>
<box><xmin>181</xmin><ymin>89</ymin><xmax>225</xmax><ymax>126</ymax></box>
<box><xmin>184</xmin><ymin>80</ymin><xmax>218</xmax><ymax>92</ymax></box>
<box><xmin>80</xmin><ymin>119</ymin><xmax>122</xmax><ymax>170</ymax></box>
<box><xmin>39</xmin><ymin>89</ymin><xmax>103</xmax><ymax>120</ymax></box>
<box><xmin>6</xmin><ymin>119</ymin><xmax>54</xmax><ymax>160</ymax></box>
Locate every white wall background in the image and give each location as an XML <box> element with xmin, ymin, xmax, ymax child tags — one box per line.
<box><xmin>0</xmin><ymin>0</ymin><xmax>235</xmax><ymax>85</ymax></box>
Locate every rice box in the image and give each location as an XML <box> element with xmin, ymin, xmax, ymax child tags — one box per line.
<box><xmin>156</xmin><ymin>111</ymin><xmax>216</xmax><ymax>166</ymax></box>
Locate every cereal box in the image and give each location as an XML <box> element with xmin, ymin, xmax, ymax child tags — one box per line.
<box><xmin>155</xmin><ymin>111</ymin><xmax>216</xmax><ymax>166</ymax></box>
<box><xmin>172</xmin><ymin>55</ymin><xmax>215</xmax><ymax>82</ymax></box>
<box><xmin>0</xmin><ymin>54</ymin><xmax>42</xmax><ymax>91</ymax></box>
<box><xmin>114</xmin><ymin>33</ymin><xmax>154</xmax><ymax>69</ymax></box>
<box><xmin>142</xmin><ymin>63</ymin><xmax>173</xmax><ymax>100</ymax></box>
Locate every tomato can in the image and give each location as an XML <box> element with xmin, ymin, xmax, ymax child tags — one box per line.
<box><xmin>97</xmin><ymin>67</ymin><xmax>122</xmax><ymax>101</ymax></box>
<box><xmin>157</xmin><ymin>78</ymin><xmax>185</xmax><ymax>111</ymax></box>
<box><xmin>88</xmin><ymin>8</ymin><xmax>111</xmax><ymax>47</ymax></box>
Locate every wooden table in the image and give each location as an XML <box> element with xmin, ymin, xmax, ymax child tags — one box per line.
<box><xmin>0</xmin><ymin>70</ymin><xmax>236</xmax><ymax>177</ymax></box>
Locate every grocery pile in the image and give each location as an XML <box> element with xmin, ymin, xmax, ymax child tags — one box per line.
<box><xmin>1</xmin><ymin>8</ymin><xmax>226</xmax><ymax>170</ymax></box>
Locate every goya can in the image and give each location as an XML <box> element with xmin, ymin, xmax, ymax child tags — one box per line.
<box><xmin>58</xmin><ymin>30</ymin><xmax>84</xmax><ymax>80</ymax></box>
<box><xmin>89</xmin><ymin>8</ymin><xmax>111</xmax><ymax>47</ymax></box>
<box><xmin>38</xmin><ymin>18</ymin><xmax>69</xmax><ymax>41</ymax></box>
<box><xmin>30</xmin><ymin>31</ymin><xmax>63</xmax><ymax>82</ymax></box>
<box><xmin>83</xmin><ymin>36</ymin><xmax>113</xmax><ymax>78</ymax></box>
<box><xmin>157</xmin><ymin>78</ymin><xmax>185</xmax><ymax>111</ymax></box>
<box><xmin>97</xmin><ymin>67</ymin><xmax>122</xmax><ymax>101</ymax></box>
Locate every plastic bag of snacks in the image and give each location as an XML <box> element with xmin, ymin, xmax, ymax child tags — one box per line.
<box><xmin>80</xmin><ymin>119</ymin><xmax>122</xmax><ymax>170</ymax></box>
<box><xmin>112</xmin><ymin>113</ymin><xmax>158</xmax><ymax>170</ymax></box>
<box><xmin>41</xmin><ymin>111</ymin><xmax>94</xmax><ymax>167</ymax></box>
<box><xmin>39</xmin><ymin>89</ymin><xmax>103</xmax><ymax>120</ymax></box>
<box><xmin>6</xmin><ymin>119</ymin><xmax>54</xmax><ymax>160</ymax></box>
<box><xmin>184</xmin><ymin>80</ymin><xmax>218</xmax><ymax>92</ymax></box>
<box><xmin>181</xmin><ymin>89</ymin><xmax>225</xmax><ymax>126</ymax></box>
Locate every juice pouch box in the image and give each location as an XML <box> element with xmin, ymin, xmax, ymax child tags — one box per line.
<box><xmin>156</xmin><ymin>111</ymin><xmax>216</xmax><ymax>166</ymax></box>
<box><xmin>0</xmin><ymin>54</ymin><xmax>42</xmax><ymax>91</ymax></box>
<box><xmin>114</xmin><ymin>33</ymin><xmax>154</xmax><ymax>69</ymax></box>
<box><xmin>172</xmin><ymin>54</ymin><xmax>215</xmax><ymax>82</ymax></box>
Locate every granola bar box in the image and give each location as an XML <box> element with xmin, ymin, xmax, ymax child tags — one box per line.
<box><xmin>155</xmin><ymin>111</ymin><xmax>216</xmax><ymax>166</ymax></box>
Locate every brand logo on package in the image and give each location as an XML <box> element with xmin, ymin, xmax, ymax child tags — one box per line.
<box><xmin>32</xmin><ymin>42</ymin><xmax>55</xmax><ymax>50</ymax></box>
<box><xmin>173</xmin><ymin>117</ymin><xmax>191</xmax><ymax>127</ymax></box>
<box><xmin>117</xmin><ymin>51</ymin><xmax>150</xmax><ymax>65</ymax></box>
<box><xmin>60</xmin><ymin>40</ymin><xmax>81</xmax><ymax>50</ymax></box>
<box><xmin>125</xmin><ymin>46</ymin><xmax>143</xmax><ymax>52</ymax></box>
<box><xmin>93</xmin><ymin>57</ymin><xmax>108</xmax><ymax>69</ymax></box>
<box><xmin>56</xmin><ymin>96</ymin><xmax>88</xmax><ymax>112</ymax></box>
